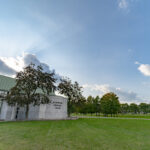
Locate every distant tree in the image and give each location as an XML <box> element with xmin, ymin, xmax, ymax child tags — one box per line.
<box><xmin>58</xmin><ymin>78</ymin><xmax>83</xmax><ymax>117</ymax></box>
<box><xmin>75</xmin><ymin>96</ymin><xmax>86</xmax><ymax>114</ymax></box>
<box><xmin>100</xmin><ymin>92</ymin><xmax>120</xmax><ymax>116</ymax></box>
<box><xmin>129</xmin><ymin>103</ymin><xmax>139</xmax><ymax>114</ymax></box>
<box><xmin>139</xmin><ymin>103</ymin><xmax>149</xmax><ymax>114</ymax></box>
<box><xmin>93</xmin><ymin>96</ymin><xmax>101</xmax><ymax>115</ymax></box>
<box><xmin>5</xmin><ymin>64</ymin><xmax>56</xmax><ymax>119</ymax></box>
<box><xmin>85</xmin><ymin>95</ymin><xmax>100</xmax><ymax>115</ymax></box>
<box><xmin>147</xmin><ymin>104</ymin><xmax>150</xmax><ymax>113</ymax></box>
<box><xmin>120</xmin><ymin>103</ymin><xmax>129</xmax><ymax>114</ymax></box>
<box><xmin>86</xmin><ymin>96</ymin><xmax>95</xmax><ymax>115</ymax></box>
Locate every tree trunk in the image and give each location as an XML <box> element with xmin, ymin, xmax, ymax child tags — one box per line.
<box><xmin>68</xmin><ymin>100</ymin><xmax>71</xmax><ymax>117</ymax></box>
<box><xmin>25</xmin><ymin>104</ymin><xmax>29</xmax><ymax>120</ymax></box>
<box><xmin>15</xmin><ymin>106</ymin><xmax>20</xmax><ymax>120</ymax></box>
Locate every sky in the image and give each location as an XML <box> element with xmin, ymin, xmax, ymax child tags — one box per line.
<box><xmin>0</xmin><ymin>0</ymin><xmax>150</xmax><ymax>103</ymax></box>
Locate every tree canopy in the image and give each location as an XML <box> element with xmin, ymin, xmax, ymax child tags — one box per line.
<box><xmin>100</xmin><ymin>92</ymin><xmax>120</xmax><ymax>116</ymax></box>
<box><xmin>6</xmin><ymin>64</ymin><xmax>56</xmax><ymax>119</ymax></box>
<box><xmin>58</xmin><ymin>77</ymin><xmax>83</xmax><ymax>116</ymax></box>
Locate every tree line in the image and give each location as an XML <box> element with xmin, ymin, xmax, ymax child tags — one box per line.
<box><xmin>69</xmin><ymin>93</ymin><xmax>150</xmax><ymax>116</ymax></box>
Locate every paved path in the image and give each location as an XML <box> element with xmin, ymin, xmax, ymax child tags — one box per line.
<box><xmin>76</xmin><ymin>116</ymin><xmax>150</xmax><ymax>121</ymax></box>
<box><xmin>1</xmin><ymin>117</ymin><xmax>150</xmax><ymax>122</ymax></box>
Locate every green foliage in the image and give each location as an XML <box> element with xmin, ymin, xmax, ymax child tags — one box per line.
<box><xmin>58</xmin><ymin>78</ymin><xmax>83</xmax><ymax>116</ymax></box>
<box><xmin>120</xmin><ymin>103</ymin><xmax>129</xmax><ymax>114</ymax></box>
<box><xmin>86</xmin><ymin>96</ymin><xmax>95</xmax><ymax>114</ymax></box>
<box><xmin>139</xmin><ymin>103</ymin><xmax>149</xmax><ymax>114</ymax></box>
<box><xmin>84</xmin><ymin>96</ymin><xmax>100</xmax><ymax>115</ymax></box>
<box><xmin>5</xmin><ymin>64</ymin><xmax>56</xmax><ymax>119</ymax></box>
<box><xmin>93</xmin><ymin>96</ymin><xmax>101</xmax><ymax>115</ymax></box>
<box><xmin>71</xmin><ymin>92</ymin><xmax>150</xmax><ymax>116</ymax></box>
<box><xmin>129</xmin><ymin>103</ymin><xmax>139</xmax><ymax>114</ymax></box>
<box><xmin>100</xmin><ymin>92</ymin><xmax>120</xmax><ymax>116</ymax></box>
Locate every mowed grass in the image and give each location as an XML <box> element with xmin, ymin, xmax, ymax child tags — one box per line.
<box><xmin>0</xmin><ymin>119</ymin><xmax>150</xmax><ymax>150</ymax></box>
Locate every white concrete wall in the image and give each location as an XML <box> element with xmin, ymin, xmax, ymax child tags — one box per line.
<box><xmin>0</xmin><ymin>95</ymin><xmax>68</xmax><ymax>121</ymax></box>
<box><xmin>0</xmin><ymin>102</ymin><xmax>16</xmax><ymax>120</ymax></box>
<box><xmin>17</xmin><ymin>105</ymin><xmax>40</xmax><ymax>120</ymax></box>
<box><xmin>0</xmin><ymin>101</ymin><xmax>8</xmax><ymax>120</ymax></box>
<box><xmin>39</xmin><ymin>95</ymin><xmax>68</xmax><ymax>120</ymax></box>
<box><xmin>0</xmin><ymin>101</ymin><xmax>16</xmax><ymax>120</ymax></box>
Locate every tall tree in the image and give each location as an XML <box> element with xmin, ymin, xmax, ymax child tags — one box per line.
<box><xmin>58</xmin><ymin>77</ymin><xmax>83</xmax><ymax>117</ymax></box>
<box><xmin>78</xmin><ymin>97</ymin><xmax>87</xmax><ymax>114</ymax></box>
<box><xmin>93</xmin><ymin>96</ymin><xmax>101</xmax><ymax>115</ymax></box>
<box><xmin>86</xmin><ymin>96</ymin><xmax>100</xmax><ymax>115</ymax></box>
<box><xmin>120</xmin><ymin>103</ymin><xmax>129</xmax><ymax>114</ymax></box>
<box><xmin>5</xmin><ymin>64</ymin><xmax>56</xmax><ymax>119</ymax></box>
<box><xmin>129</xmin><ymin>103</ymin><xmax>139</xmax><ymax>114</ymax></box>
<box><xmin>86</xmin><ymin>96</ymin><xmax>94</xmax><ymax>115</ymax></box>
<box><xmin>139</xmin><ymin>103</ymin><xmax>148</xmax><ymax>114</ymax></box>
<box><xmin>100</xmin><ymin>92</ymin><xmax>120</xmax><ymax>116</ymax></box>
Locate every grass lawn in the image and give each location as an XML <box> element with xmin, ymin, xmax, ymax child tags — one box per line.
<box><xmin>0</xmin><ymin>118</ymin><xmax>150</xmax><ymax>150</ymax></box>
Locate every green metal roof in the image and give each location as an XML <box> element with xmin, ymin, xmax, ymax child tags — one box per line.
<box><xmin>0</xmin><ymin>74</ymin><xmax>55</xmax><ymax>95</ymax></box>
<box><xmin>0</xmin><ymin>75</ymin><xmax>16</xmax><ymax>91</ymax></box>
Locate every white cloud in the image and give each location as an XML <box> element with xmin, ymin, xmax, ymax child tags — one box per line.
<box><xmin>118</xmin><ymin>0</ymin><xmax>129</xmax><ymax>9</ymax></box>
<box><xmin>0</xmin><ymin>53</ymin><xmax>61</xmax><ymax>79</ymax></box>
<box><xmin>118</xmin><ymin>0</ymin><xmax>140</xmax><ymax>11</ymax></box>
<box><xmin>0</xmin><ymin>59</ymin><xmax>16</xmax><ymax>76</ymax></box>
<box><xmin>83</xmin><ymin>84</ymin><xmax>143</xmax><ymax>103</ymax></box>
<box><xmin>135</xmin><ymin>61</ymin><xmax>140</xmax><ymax>65</ymax></box>
<box><xmin>135</xmin><ymin>62</ymin><xmax>150</xmax><ymax>76</ymax></box>
<box><xmin>137</xmin><ymin>63</ymin><xmax>150</xmax><ymax>76</ymax></box>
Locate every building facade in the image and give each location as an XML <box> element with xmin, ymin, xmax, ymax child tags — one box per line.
<box><xmin>0</xmin><ymin>75</ymin><xmax>68</xmax><ymax>121</ymax></box>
